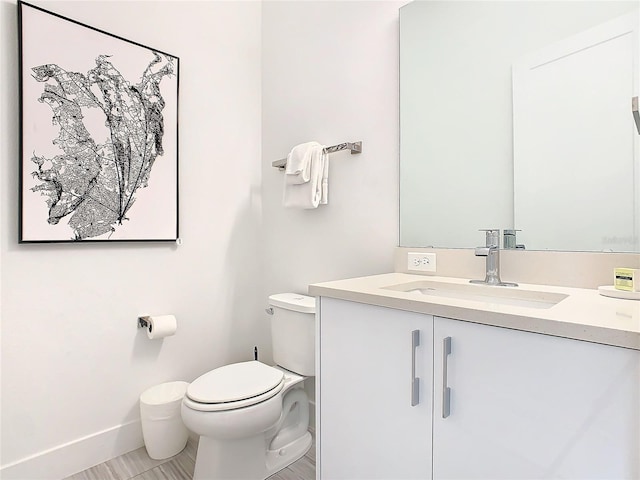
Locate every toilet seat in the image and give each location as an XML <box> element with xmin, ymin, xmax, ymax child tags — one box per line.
<box><xmin>184</xmin><ymin>361</ymin><xmax>285</xmax><ymax>412</ymax></box>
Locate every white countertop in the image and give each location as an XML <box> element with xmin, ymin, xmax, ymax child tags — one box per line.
<box><xmin>309</xmin><ymin>273</ymin><xmax>640</xmax><ymax>350</ymax></box>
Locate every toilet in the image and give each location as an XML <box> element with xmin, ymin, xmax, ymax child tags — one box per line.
<box><xmin>181</xmin><ymin>293</ymin><xmax>315</xmax><ymax>480</ymax></box>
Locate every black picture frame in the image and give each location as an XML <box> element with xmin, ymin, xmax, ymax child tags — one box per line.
<box><xmin>19</xmin><ymin>1</ymin><xmax>179</xmax><ymax>243</ymax></box>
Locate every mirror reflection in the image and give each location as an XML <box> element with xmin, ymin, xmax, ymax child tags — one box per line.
<box><xmin>399</xmin><ymin>0</ymin><xmax>640</xmax><ymax>252</ymax></box>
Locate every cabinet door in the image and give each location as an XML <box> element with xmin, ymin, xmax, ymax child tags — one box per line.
<box><xmin>318</xmin><ymin>298</ymin><xmax>433</xmax><ymax>480</ymax></box>
<box><xmin>433</xmin><ymin>317</ymin><xmax>640</xmax><ymax>480</ymax></box>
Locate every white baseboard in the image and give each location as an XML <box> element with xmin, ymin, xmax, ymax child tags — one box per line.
<box><xmin>2</xmin><ymin>401</ymin><xmax>315</xmax><ymax>479</ymax></box>
<box><xmin>0</xmin><ymin>420</ymin><xmax>144</xmax><ymax>480</ymax></box>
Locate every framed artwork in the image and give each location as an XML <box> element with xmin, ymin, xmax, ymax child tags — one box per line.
<box><xmin>19</xmin><ymin>1</ymin><xmax>179</xmax><ymax>242</ymax></box>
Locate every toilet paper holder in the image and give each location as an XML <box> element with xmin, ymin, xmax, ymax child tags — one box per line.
<box><xmin>138</xmin><ymin>316</ymin><xmax>151</xmax><ymax>330</ymax></box>
<box><xmin>137</xmin><ymin>314</ymin><xmax>178</xmax><ymax>339</ymax></box>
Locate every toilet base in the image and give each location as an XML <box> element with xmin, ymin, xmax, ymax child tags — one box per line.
<box><xmin>192</xmin><ymin>434</ymin><xmax>262</xmax><ymax>480</ymax></box>
<box><xmin>192</xmin><ymin>430</ymin><xmax>312</xmax><ymax>480</ymax></box>
<box><xmin>266</xmin><ymin>430</ymin><xmax>312</xmax><ymax>475</ymax></box>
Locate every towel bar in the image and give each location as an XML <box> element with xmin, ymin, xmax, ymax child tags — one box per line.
<box><xmin>272</xmin><ymin>141</ymin><xmax>362</xmax><ymax>170</ymax></box>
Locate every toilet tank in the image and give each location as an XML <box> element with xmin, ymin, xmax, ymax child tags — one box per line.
<box><xmin>268</xmin><ymin>293</ymin><xmax>315</xmax><ymax>377</ymax></box>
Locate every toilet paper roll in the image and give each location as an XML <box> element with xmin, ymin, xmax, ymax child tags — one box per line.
<box><xmin>145</xmin><ymin>315</ymin><xmax>177</xmax><ymax>339</ymax></box>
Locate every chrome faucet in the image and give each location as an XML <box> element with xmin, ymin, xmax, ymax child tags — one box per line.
<box><xmin>470</xmin><ymin>229</ymin><xmax>517</xmax><ymax>287</ymax></box>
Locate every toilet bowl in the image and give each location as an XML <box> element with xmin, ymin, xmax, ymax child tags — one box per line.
<box><xmin>181</xmin><ymin>361</ymin><xmax>312</xmax><ymax>480</ymax></box>
<box><xmin>181</xmin><ymin>293</ymin><xmax>315</xmax><ymax>480</ymax></box>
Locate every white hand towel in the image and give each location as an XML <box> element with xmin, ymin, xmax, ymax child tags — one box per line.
<box><xmin>283</xmin><ymin>143</ymin><xmax>329</xmax><ymax>209</ymax></box>
<box><xmin>285</xmin><ymin>141</ymin><xmax>320</xmax><ymax>185</ymax></box>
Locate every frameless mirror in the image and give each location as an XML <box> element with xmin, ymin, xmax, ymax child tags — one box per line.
<box><xmin>399</xmin><ymin>0</ymin><xmax>640</xmax><ymax>252</ymax></box>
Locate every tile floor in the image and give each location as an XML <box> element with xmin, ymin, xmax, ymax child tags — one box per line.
<box><xmin>64</xmin><ymin>434</ymin><xmax>315</xmax><ymax>480</ymax></box>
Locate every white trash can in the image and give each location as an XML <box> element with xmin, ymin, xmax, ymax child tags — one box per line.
<box><xmin>140</xmin><ymin>381</ymin><xmax>189</xmax><ymax>460</ymax></box>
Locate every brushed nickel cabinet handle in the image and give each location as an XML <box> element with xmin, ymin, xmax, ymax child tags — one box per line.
<box><xmin>442</xmin><ymin>336</ymin><xmax>452</xmax><ymax>418</ymax></box>
<box><xmin>411</xmin><ymin>330</ymin><xmax>420</xmax><ymax>406</ymax></box>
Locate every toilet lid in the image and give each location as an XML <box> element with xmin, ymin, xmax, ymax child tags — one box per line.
<box><xmin>186</xmin><ymin>361</ymin><xmax>284</xmax><ymax>404</ymax></box>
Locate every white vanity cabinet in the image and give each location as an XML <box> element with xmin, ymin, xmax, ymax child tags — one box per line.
<box><xmin>433</xmin><ymin>316</ymin><xmax>640</xmax><ymax>480</ymax></box>
<box><xmin>318</xmin><ymin>297</ymin><xmax>640</xmax><ymax>480</ymax></box>
<box><xmin>318</xmin><ymin>297</ymin><xmax>434</xmax><ymax>479</ymax></box>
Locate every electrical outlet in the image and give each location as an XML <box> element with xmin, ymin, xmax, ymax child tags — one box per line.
<box><xmin>407</xmin><ymin>252</ymin><xmax>437</xmax><ymax>272</ymax></box>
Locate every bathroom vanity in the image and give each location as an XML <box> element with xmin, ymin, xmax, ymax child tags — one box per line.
<box><xmin>310</xmin><ymin>273</ymin><xmax>640</xmax><ymax>480</ymax></box>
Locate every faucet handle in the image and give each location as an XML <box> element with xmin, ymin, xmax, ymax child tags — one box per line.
<box><xmin>478</xmin><ymin>229</ymin><xmax>500</xmax><ymax>247</ymax></box>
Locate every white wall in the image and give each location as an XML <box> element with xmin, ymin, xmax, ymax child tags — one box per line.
<box><xmin>261</xmin><ymin>0</ymin><xmax>403</xmax><ymax>298</ymax></box>
<box><xmin>1</xmin><ymin>1</ymin><xmax>404</xmax><ymax>475</ymax></box>
<box><xmin>261</xmin><ymin>0</ymin><xmax>403</xmax><ymax>423</ymax></box>
<box><xmin>0</xmin><ymin>1</ymin><xmax>264</xmax><ymax>478</ymax></box>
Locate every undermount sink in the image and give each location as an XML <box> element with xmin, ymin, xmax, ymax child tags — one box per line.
<box><xmin>383</xmin><ymin>280</ymin><xmax>568</xmax><ymax>310</ymax></box>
